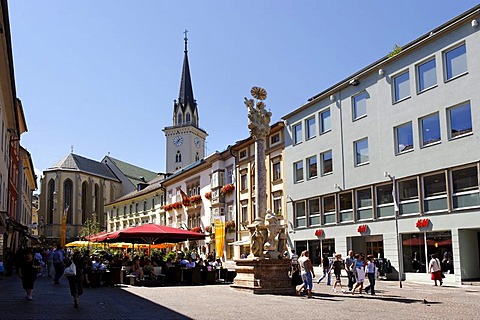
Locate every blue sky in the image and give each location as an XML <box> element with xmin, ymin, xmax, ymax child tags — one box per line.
<box><xmin>8</xmin><ymin>1</ymin><xmax>480</xmax><ymax>182</ymax></box>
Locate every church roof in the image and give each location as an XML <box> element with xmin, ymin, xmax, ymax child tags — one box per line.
<box><xmin>176</xmin><ymin>34</ymin><xmax>197</xmax><ymax>114</ymax></box>
<box><xmin>103</xmin><ymin>156</ymin><xmax>158</xmax><ymax>186</ymax></box>
<box><xmin>48</xmin><ymin>153</ymin><xmax>119</xmax><ymax>181</ymax></box>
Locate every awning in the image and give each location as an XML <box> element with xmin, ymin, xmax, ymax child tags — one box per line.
<box><xmin>6</xmin><ymin>218</ymin><xmax>28</xmax><ymax>232</ymax></box>
<box><xmin>23</xmin><ymin>233</ymin><xmax>42</xmax><ymax>244</ymax></box>
<box><xmin>228</xmin><ymin>239</ymin><xmax>251</xmax><ymax>246</ymax></box>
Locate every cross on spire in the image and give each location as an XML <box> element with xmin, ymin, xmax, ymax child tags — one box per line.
<box><xmin>183</xmin><ymin>29</ymin><xmax>188</xmax><ymax>52</ymax></box>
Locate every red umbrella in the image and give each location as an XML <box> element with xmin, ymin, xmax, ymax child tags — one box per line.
<box><xmin>85</xmin><ymin>231</ymin><xmax>108</xmax><ymax>242</ymax></box>
<box><xmin>105</xmin><ymin>223</ymin><xmax>205</xmax><ymax>244</ymax></box>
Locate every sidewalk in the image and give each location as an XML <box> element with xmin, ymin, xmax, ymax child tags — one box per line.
<box><xmin>0</xmin><ymin>273</ymin><xmax>479</xmax><ymax>320</ymax></box>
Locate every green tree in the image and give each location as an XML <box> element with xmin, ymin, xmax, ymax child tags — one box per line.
<box><xmin>78</xmin><ymin>216</ymin><xmax>102</xmax><ymax>239</ymax></box>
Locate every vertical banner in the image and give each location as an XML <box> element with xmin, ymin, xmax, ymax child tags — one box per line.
<box><xmin>214</xmin><ymin>215</ymin><xmax>225</xmax><ymax>259</ymax></box>
<box><xmin>60</xmin><ymin>206</ymin><xmax>68</xmax><ymax>247</ymax></box>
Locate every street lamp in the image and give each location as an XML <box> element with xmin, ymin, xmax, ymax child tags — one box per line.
<box><xmin>385</xmin><ymin>171</ymin><xmax>403</xmax><ymax>288</ymax></box>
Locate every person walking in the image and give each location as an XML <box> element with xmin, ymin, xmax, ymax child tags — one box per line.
<box><xmin>428</xmin><ymin>254</ymin><xmax>443</xmax><ymax>286</ymax></box>
<box><xmin>52</xmin><ymin>245</ymin><xmax>65</xmax><ymax>284</ymax></box>
<box><xmin>345</xmin><ymin>250</ymin><xmax>356</xmax><ymax>291</ymax></box>
<box><xmin>352</xmin><ymin>253</ymin><xmax>366</xmax><ymax>295</ymax></box>
<box><xmin>329</xmin><ymin>253</ymin><xmax>345</xmax><ymax>292</ymax></box>
<box><xmin>364</xmin><ymin>254</ymin><xmax>376</xmax><ymax>295</ymax></box>
<box><xmin>317</xmin><ymin>253</ymin><xmax>331</xmax><ymax>285</ymax></box>
<box><xmin>18</xmin><ymin>250</ymin><xmax>40</xmax><ymax>300</ymax></box>
<box><xmin>66</xmin><ymin>251</ymin><xmax>84</xmax><ymax>308</ymax></box>
<box><xmin>297</xmin><ymin>250</ymin><xmax>315</xmax><ymax>298</ymax></box>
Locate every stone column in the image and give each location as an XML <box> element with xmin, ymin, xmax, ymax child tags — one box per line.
<box><xmin>254</xmin><ymin>136</ymin><xmax>267</xmax><ymax>224</ymax></box>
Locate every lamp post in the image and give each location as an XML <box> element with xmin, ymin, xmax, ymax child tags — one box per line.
<box><xmin>385</xmin><ymin>172</ymin><xmax>402</xmax><ymax>288</ymax></box>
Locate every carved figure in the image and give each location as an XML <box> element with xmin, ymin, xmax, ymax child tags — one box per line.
<box><xmin>245</xmin><ymin>87</ymin><xmax>272</xmax><ymax>139</ymax></box>
<box><xmin>264</xmin><ymin>210</ymin><xmax>280</xmax><ymax>252</ymax></box>
<box><xmin>250</xmin><ymin>225</ymin><xmax>265</xmax><ymax>257</ymax></box>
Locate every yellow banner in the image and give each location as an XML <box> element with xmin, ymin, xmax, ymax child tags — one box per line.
<box><xmin>214</xmin><ymin>216</ymin><xmax>225</xmax><ymax>259</ymax></box>
<box><xmin>60</xmin><ymin>207</ymin><xmax>68</xmax><ymax>247</ymax></box>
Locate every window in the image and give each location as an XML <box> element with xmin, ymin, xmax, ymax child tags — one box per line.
<box><xmin>186</xmin><ymin>113</ymin><xmax>191</xmax><ymax>123</ymax></box>
<box><xmin>356</xmin><ymin>188</ymin><xmax>372</xmax><ymax>220</ymax></box>
<box><xmin>293</xmin><ymin>123</ymin><xmax>302</xmax><ymax>144</ymax></box>
<box><xmin>322</xmin><ymin>195</ymin><xmax>336</xmax><ymax>224</ymax></box>
<box><xmin>354</xmin><ymin>138</ymin><xmax>369</xmax><ymax>166</ymax></box>
<box><xmin>308</xmin><ymin>198</ymin><xmax>320</xmax><ymax>226</ymax></box>
<box><xmin>398</xmin><ymin>178</ymin><xmax>419</xmax><ymax>215</ymax></box>
<box><xmin>240</xmin><ymin>174</ymin><xmax>248</xmax><ymax>191</ymax></box>
<box><xmin>393</xmin><ymin>71</ymin><xmax>410</xmax><ymax>102</ymax></box>
<box><xmin>152</xmin><ymin>198</ymin><xmax>155</xmax><ymax>210</ymax></box>
<box><xmin>417</xmin><ymin>58</ymin><xmax>437</xmax><ymax>92</ymax></box>
<box><xmin>353</xmin><ymin>91</ymin><xmax>367</xmax><ymax>120</ymax></box>
<box><xmin>177</xmin><ymin>112</ymin><xmax>182</xmax><ymax>125</ymax></box>
<box><xmin>270</xmin><ymin>133</ymin><xmax>280</xmax><ymax>145</ymax></box>
<box><xmin>320</xmin><ymin>109</ymin><xmax>331</xmax><ymax>133</ymax></box>
<box><xmin>239</xmin><ymin>149</ymin><xmax>247</xmax><ymax>159</ymax></box>
<box><xmin>226</xmin><ymin>166</ymin><xmax>234</xmax><ymax>184</ymax></box>
<box><xmin>241</xmin><ymin>204</ymin><xmax>248</xmax><ymax>223</ymax></box>
<box><xmin>295</xmin><ymin>201</ymin><xmax>306</xmax><ymax>227</ymax></box>
<box><xmin>448</xmin><ymin>102</ymin><xmax>472</xmax><ymax>139</ymax></box>
<box><xmin>307</xmin><ymin>156</ymin><xmax>317</xmax><ymax>179</ymax></box>
<box><xmin>321</xmin><ymin>150</ymin><xmax>333</xmax><ymax>175</ymax></box>
<box><xmin>420</xmin><ymin>113</ymin><xmax>441</xmax><ymax>146</ymax></box>
<box><xmin>306</xmin><ymin>117</ymin><xmax>316</xmax><ymax>140</ymax></box>
<box><xmin>176</xmin><ymin>151</ymin><xmax>182</xmax><ymax>162</ymax></box>
<box><xmin>272</xmin><ymin>162</ymin><xmax>281</xmax><ymax>181</ymax></box>
<box><xmin>395</xmin><ymin>122</ymin><xmax>413</xmax><ymax>154</ymax></box>
<box><xmin>452</xmin><ymin>166</ymin><xmax>480</xmax><ymax>208</ymax></box>
<box><xmin>423</xmin><ymin>172</ymin><xmax>447</xmax><ymax>212</ymax></box>
<box><xmin>445</xmin><ymin>43</ymin><xmax>467</xmax><ymax>80</ymax></box>
<box><xmin>376</xmin><ymin>183</ymin><xmax>394</xmax><ymax>218</ymax></box>
<box><xmin>273</xmin><ymin>198</ymin><xmax>282</xmax><ymax>215</ymax></box>
<box><xmin>339</xmin><ymin>192</ymin><xmax>353</xmax><ymax>222</ymax></box>
<box><xmin>294</xmin><ymin>161</ymin><xmax>304</xmax><ymax>183</ymax></box>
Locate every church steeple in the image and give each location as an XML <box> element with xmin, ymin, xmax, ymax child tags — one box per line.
<box><xmin>174</xmin><ymin>29</ymin><xmax>198</xmax><ymax>127</ymax></box>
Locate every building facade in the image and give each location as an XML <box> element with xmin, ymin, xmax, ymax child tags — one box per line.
<box><xmin>283</xmin><ymin>6</ymin><xmax>480</xmax><ymax>284</ymax></box>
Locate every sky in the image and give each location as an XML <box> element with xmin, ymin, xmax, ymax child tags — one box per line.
<box><xmin>7</xmin><ymin>1</ymin><xmax>480</xmax><ymax>185</ymax></box>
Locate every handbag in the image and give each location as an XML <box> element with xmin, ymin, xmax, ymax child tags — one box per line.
<box><xmin>63</xmin><ymin>262</ymin><xmax>77</xmax><ymax>277</ymax></box>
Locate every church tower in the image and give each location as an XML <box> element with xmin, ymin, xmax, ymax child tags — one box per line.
<box><xmin>163</xmin><ymin>31</ymin><xmax>208</xmax><ymax>173</ymax></box>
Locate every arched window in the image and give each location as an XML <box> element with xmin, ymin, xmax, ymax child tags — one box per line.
<box><xmin>94</xmin><ymin>184</ymin><xmax>100</xmax><ymax>214</ymax></box>
<box><xmin>47</xmin><ymin>179</ymin><xmax>55</xmax><ymax>224</ymax></box>
<box><xmin>186</xmin><ymin>113</ymin><xmax>191</xmax><ymax>123</ymax></box>
<box><xmin>176</xmin><ymin>151</ymin><xmax>182</xmax><ymax>163</ymax></box>
<box><xmin>81</xmin><ymin>181</ymin><xmax>88</xmax><ymax>224</ymax></box>
<box><xmin>177</xmin><ymin>112</ymin><xmax>182</xmax><ymax>125</ymax></box>
<box><xmin>64</xmin><ymin>179</ymin><xmax>73</xmax><ymax>224</ymax></box>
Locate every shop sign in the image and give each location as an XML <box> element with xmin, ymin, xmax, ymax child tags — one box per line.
<box><xmin>357</xmin><ymin>224</ymin><xmax>368</xmax><ymax>233</ymax></box>
<box><xmin>416</xmin><ymin>218</ymin><xmax>430</xmax><ymax>228</ymax></box>
<box><xmin>314</xmin><ymin>229</ymin><xmax>323</xmax><ymax>237</ymax></box>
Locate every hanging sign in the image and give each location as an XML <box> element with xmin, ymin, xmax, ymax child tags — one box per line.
<box><xmin>357</xmin><ymin>224</ymin><xmax>368</xmax><ymax>233</ymax></box>
<box><xmin>416</xmin><ymin>218</ymin><xmax>430</xmax><ymax>228</ymax></box>
<box><xmin>314</xmin><ymin>229</ymin><xmax>323</xmax><ymax>237</ymax></box>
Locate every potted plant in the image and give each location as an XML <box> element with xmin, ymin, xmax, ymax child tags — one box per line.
<box><xmin>220</xmin><ymin>183</ymin><xmax>235</xmax><ymax>195</ymax></box>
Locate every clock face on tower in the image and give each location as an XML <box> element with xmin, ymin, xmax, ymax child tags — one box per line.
<box><xmin>194</xmin><ymin>137</ymin><xmax>201</xmax><ymax>148</ymax></box>
<box><xmin>173</xmin><ymin>135</ymin><xmax>184</xmax><ymax>147</ymax></box>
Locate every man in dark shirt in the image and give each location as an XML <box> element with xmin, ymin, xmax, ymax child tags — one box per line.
<box><xmin>345</xmin><ymin>250</ymin><xmax>355</xmax><ymax>291</ymax></box>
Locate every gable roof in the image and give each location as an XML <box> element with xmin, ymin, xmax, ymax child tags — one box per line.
<box><xmin>48</xmin><ymin>153</ymin><xmax>119</xmax><ymax>181</ymax></box>
<box><xmin>104</xmin><ymin>156</ymin><xmax>158</xmax><ymax>186</ymax></box>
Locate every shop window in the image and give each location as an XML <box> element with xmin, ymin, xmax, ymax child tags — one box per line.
<box><xmin>376</xmin><ymin>183</ymin><xmax>394</xmax><ymax>218</ymax></box>
<box><xmin>308</xmin><ymin>198</ymin><xmax>320</xmax><ymax>226</ymax></box>
<box><xmin>423</xmin><ymin>172</ymin><xmax>447</xmax><ymax>212</ymax></box>
<box><xmin>322</xmin><ymin>195</ymin><xmax>336</xmax><ymax>224</ymax></box>
<box><xmin>295</xmin><ymin>201</ymin><xmax>306</xmax><ymax>227</ymax></box>
<box><xmin>398</xmin><ymin>178</ymin><xmax>419</xmax><ymax>215</ymax></box>
<box><xmin>339</xmin><ymin>192</ymin><xmax>353</xmax><ymax>222</ymax></box>
<box><xmin>356</xmin><ymin>188</ymin><xmax>372</xmax><ymax>220</ymax></box>
<box><xmin>452</xmin><ymin>166</ymin><xmax>480</xmax><ymax>209</ymax></box>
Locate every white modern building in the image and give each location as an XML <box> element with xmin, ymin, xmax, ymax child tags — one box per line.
<box><xmin>282</xmin><ymin>5</ymin><xmax>480</xmax><ymax>284</ymax></box>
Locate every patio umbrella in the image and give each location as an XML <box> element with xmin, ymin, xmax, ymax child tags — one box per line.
<box><xmin>65</xmin><ymin>240</ymin><xmax>103</xmax><ymax>247</ymax></box>
<box><xmin>105</xmin><ymin>223</ymin><xmax>205</xmax><ymax>244</ymax></box>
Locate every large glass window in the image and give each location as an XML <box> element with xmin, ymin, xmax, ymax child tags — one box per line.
<box><xmin>294</xmin><ymin>161</ymin><xmax>304</xmax><ymax>183</ymax></box>
<box><xmin>321</xmin><ymin>150</ymin><xmax>333</xmax><ymax>175</ymax></box>
<box><xmin>353</xmin><ymin>91</ymin><xmax>367</xmax><ymax>120</ymax></box>
<box><xmin>354</xmin><ymin>138</ymin><xmax>369</xmax><ymax>166</ymax></box>
<box><xmin>423</xmin><ymin>172</ymin><xmax>447</xmax><ymax>212</ymax></box>
<box><xmin>320</xmin><ymin>109</ymin><xmax>331</xmax><ymax>133</ymax></box>
<box><xmin>393</xmin><ymin>71</ymin><xmax>410</xmax><ymax>102</ymax></box>
<box><xmin>395</xmin><ymin>122</ymin><xmax>413</xmax><ymax>154</ymax></box>
<box><xmin>306</xmin><ymin>117</ymin><xmax>316</xmax><ymax>140</ymax></box>
<box><xmin>240</xmin><ymin>174</ymin><xmax>248</xmax><ymax>191</ymax></box>
<box><xmin>308</xmin><ymin>198</ymin><xmax>321</xmax><ymax>226</ymax></box>
<box><xmin>272</xmin><ymin>162</ymin><xmax>281</xmax><ymax>181</ymax></box>
<box><xmin>445</xmin><ymin>43</ymin><xmax>467</xmax><ymax>81</ymax></box>
<box><xmin>293</xmin><ymin>123</ymin><xmax>302</xmax><ymax>144</ymax></box>
<box><xmin>417</xmin><ymin>58</ymin><xmax>437</xmax><ymax>92</ymax></box>
<box><xmin>339</xmin><ymin>192</ymin><xmax>353</xmax><ymax>222</ymax></box>
<box><xmin>376</xmin><ymin>183</ymin><xmax>394</xmax><ymax>218</ymax></box>
<box><xmin>356</xmin><ymin>188</ymin><xmax>372</xmax><ymax>220</ymax></box>
<box><xmin>448</xmin><ymin>102</ymin><xmax>472</xmax><ymax>139</ymax></box>
<box><xmin>307</xmin><ymin>155</ymin><xmax>317</xmax><ymax>180</ymax></box>
<box><xmin>295</xmin><ymin>201</ymin><xmax>306</xmax><ymax>227</ymax></box>
<box><xmin>398</xmin><ymin>178</ymin><xmax>419</xmax><ymax>215</ymax></box>
<box><xmin>322</xmin><ymin>195</ymin><xmax>336</xmax><ymax>224</ymax></box>
<box><xmin>420</xmin><ymin>113</ymin><xmax>441</xmax><ymax>147</ymax></box>
<box><xmin>452</xmin><ymin>166</ymin><xmax>480</xmax><ymax>209</ymax></box>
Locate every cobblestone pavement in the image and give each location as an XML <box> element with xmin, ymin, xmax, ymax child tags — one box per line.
<box><xmin>0</xmin><ymin>274</ymin><xmax>479</xmax><ymax>320</ymax></box>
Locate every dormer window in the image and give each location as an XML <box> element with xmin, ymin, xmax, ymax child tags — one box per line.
<box><xmin>178</xmin><ymin>112</ymin><xmax>183</xmax><ymax>125</ymax></box>
<box><xmin>186</xmin><ymin>113</ymin><xmax>191</xmax><ymax>123</ymax></box>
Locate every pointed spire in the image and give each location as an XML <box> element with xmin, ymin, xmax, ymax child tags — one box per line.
<box><xmin>178</xmin><ymin>29</ymin><xmax>196</xmax><ymax>111</ymax></box>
